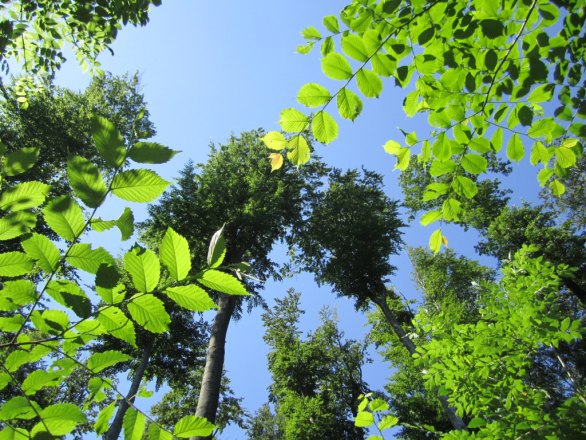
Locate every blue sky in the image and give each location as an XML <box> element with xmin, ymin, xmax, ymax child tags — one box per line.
<box><xmin>50</xmin><ymin>1</ymin><xmax>543</xmax><ymax>438</ymax></box>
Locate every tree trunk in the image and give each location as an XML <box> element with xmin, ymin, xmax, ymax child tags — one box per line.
<box><xmin>192</xmin><ymin>294</ymin><xmax>237</xmax><ymax>440</ymax></box>
<box><xmin>371</xmin><ymin>296</ymin><xmax>468</xmax><ymax>431</ymax></box>
<box><xmin>105</xmin><ymin>340</ymin><xmax>155</xmax><ymax>440</ymax></box>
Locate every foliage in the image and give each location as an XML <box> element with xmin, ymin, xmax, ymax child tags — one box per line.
<box><xmin>0</xmin><ymin>0</ymin><xmax>161</xmax><ymax>76</ymax></box>
<box><xmin>0</xmin><ymin>115</ymin><xmax>245</xmax><ymax>438</ymax></box>
<box><xmin>254</xmin><ymin>289</ymin><xmax>369</xmax><ymax>440</ymax></box>
<box><xmin>413</xmin><ymin>246</ymin><xmax>586</xmax><ymax>438</ymax></box>
<box><xmin>264</xmin><ymin>0</ymin><xmax>586</xmax><ymax>253</ymax></box>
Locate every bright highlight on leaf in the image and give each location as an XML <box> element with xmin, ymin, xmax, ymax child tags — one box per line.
<box><xmin>279</xmin><ymin>108</ymin><xmax>310</xmax><ymax>133</ymax></box>
<box><xmin>262</xmin><ymin>131</ymin><xmax>287</xmax><ymax>151</ymax></box>
<box><xmin>269</xmin><ymin>153</ymin><xmax>284</xmax><ymax>171</ymax></box>
<box><xmin>322</xmin><ymin>52</ymin><xmax>353</xmax><ymax>80</ymax></box>
<box><xmin>174</xmin><ymin>415</ymin><xmax>216</xmax><ymax>438</ymax></box>
<box><xmin>297</xmin><ymin>83</ymin><xmax>331</xmax><ymax>107</ymax></box>
<box><xmin>312</xmin><ymin>110</ymin><xmax>338</xmax><ymax>144</ymax></box>
<box><xmin>112</xmin><ymin>169</ymin><xmax>170</xmax><ymax>202</ymax></box>
<box><xmin>287</xmin><ymin>135</ymin><xmax>310</xmax><ymax>166</ymax></box>
<box><xmin>160</xmin><ymin>228</ymin><xmax>191</xmax><ymax>282</ymax></box>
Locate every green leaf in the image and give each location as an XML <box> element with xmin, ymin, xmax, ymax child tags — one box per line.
<box><xmin>378</xmin><ymin>415</ymin><xmax>399</xmax><ymax>430</ymax></box>
<box><xmin>43</xmin><ymin>196</ymin><xmax>85</xmax><ymax>242</ymax></box>
<box><xmin>423</xmin><ymin>183</ymin><xmax>449</xmax><ymax>201</ymax></box>
<box><xmin>312</xmin><ymin>110</ymin><xmax>338</xmax><ymax>144</ymax></box>
<box><xmin>556</xmin><ymin>146</ymin><xmax>576</xmax><ymax>168</ymax></box>
<box><xmin>0</xmin><ymin>211</ymin><xmax>36</xmax><ymax>241</ymax></box>
<box><xmin>123</xmin><ymin>408</ymin><xmax>146</xmax><ymax>440</ymax></box>
<box><xmin>420</xmin><ymin>210</ymin><xmax>443</xmax><ymax>226</ymax></box>
<box><xmin>322</xmin><ymin>52</ymin><xmax>353</xmax><ymax>80</ymax></box>
<box><xmin>124</xmin><ymin>247</ymin><xmax>160</xmax><ymax>293</ymax></box>
<box><xmin>87</xmin><ymin>350</ymin><xmax>132</xmax><ymax>373</ymax></box>
<box><xmin>429</xmin><ymin>229</ymin><xmax>443</xmax><ymax>255</ymax></box>
<box><xmin>372</xmin><ymin>53</ymin><xmax>396</xmax><ymax>77</ymax></box>
<box><xmin>537</xmin><ymin>168</ymin><xmax>553</xmax><ymax>187</ymax></box>
<box><xmin>530</xmin><ymin>141</ymin><xmax>552</xmax><ymax>165</ymax></box>
<box><xmin>321</xmin><ymin>36</ymin><xmax>334</xmax><ymax>56</ymax></box>
<box><xmin>354</xmin><ymin>411</ymin><xmax>374</xmax><ymax>427</ymax></box>
<box><xmin>31</xmin><ymin>309</ymin><xmax>69</xmax><ymax>335</ymax></box>
<box><xmin>297</xmin><ymin>83</ymin><xmax>331</xmax><ymax>107</ymax></box>
<box><xmin>91</xmin><ymin>208</ymin><xmax>134</xmax><ymax>241</ymax></box>
<box><xmin>160</xmin><ymin>227</ymin><xmax>191</xmax><ymax>281</ymax></box>
<box><xmin>468</xmin><ymin>417</ymin><xmax>486</xmax><ymax>428</ymax></box>
<box><xmin>342</xmin><ymin>34</ymin><xmax>368</xmax><ymax>61</ymax></box>
<box><xmin>491</xmin><ymin>128</ymin><xmax>503</xmax><ymax>152</ymax></box>
<box><xmin>67</xmin><ymin>243</ymin><xmax>115</xmax><ymax>274</ymax></box>
<box><xmin>432</xmin><ymin>132</ymin><xmax>451</xmax><ymax>161</ymax></box>
<box><xmin>452</xmin><ymin>176</ymin><xmax>478</xmax><ymax>198</ymax></box>
<box><xmin>469</xmin><ymin>137</ymin><xmax>492</xmax><ymax>154</ymax></box>
<box><xmin>197</xmin><ymin>269</ymin><xmax>249</xmax><ymax>296</ymax></box>
<box><xmin>1</xmin><ymin>280</ymin><xmax>36</xmax><ymax>307</ymax></box>
<box><xmin>323</xmin><ymin>15</ymin><xmax>340</xmax><ymax>33</ymax></box>
<box><xmin>287</xmin><ymin>135</ymin><xmax>310</xmax><ymax>166</ymax></box>
<box><xmin>337</xmin><ymin>88</ymin><xmax>363</xmax><ymax>120</ymax></box>
<box><xmin>95</xmin><ymin>402</ymin><xmax>116</xmax><ymax>435</ymax></box>
<box><xmin>395</xmin><ymin>148</ymin><xmax>410</xmax><ymax>171</ymax></box>
<box><xmin>207</xmin><ymin>226</ymin><xmax>226</xmax><ymax>268</ymax></box>
<box><xmin>417</xmin><ymin>27</ymin><xmax>435</xmax><ymax>46</ymax></box>
<box><xmin>128</xmin><ymin>294</ymin><xmax>170</xmax><ymax>333</ymax></box>
<box><xmin>21</xmin><ymin>369</ymin><xmax>62</xmax><ymax>395</ymax></box>
<box><xmin>174</xmin><ymin>415</ymin><xmax>216</xmax><ymax>438</ymax></box>
<box><xmin>302</xmin><ymin>26</ymin><xmax>321</xmax><ymax>40</ymax></box>
<box><xmin>38</xmin><ymin>403</ymin><xmax>86</xmax><ymax>436</ymax></box>
<box><xmin>429</xmin><ymin>160</ymin><xmax>456</xmax><ymax>177</ymax></box>
<box><xmin>128</xmin><ymin>142</ymin><xmax>179</xmax><ymax>164</ymax></box>
<box><xmin>383</xmin><ymin>140</ymin><xmax>401</xmax><ymax>155</ymax></box>
<box><xmin>356</xmin><ymin>69</ymin><xmax>382</xmax><ymax>98</ymax></box>
<box><xmin>97</xmin><ymin>307</ymin><xmax>137</xmax><ymax>347</ymax></box>
<box><xmin>92</xmin><ymin>115</ymin><xmax>125</xmax><ymax>169</ymax></box>
<box><xmin>0</xmin><ymin>396</ymin><xmax>40</xmax><ymax>420</ymax></box>
<box><xmin>461</xmin><ymin>154</ymin><xmax>487</xmax><ymax>174</ymax></box>
<box><xmin>279</xmin><ymin>108</ymin><xmax>310</xmax><ymax>133</ymax></box>
<box><xmin>0</xmin><ymin>252</ymin><xmax>33</xmax><ymax>277</ymax></box>
<box><xmin>506</xmin><ymin>133</ymin><xmax>524</xmax><ymax>162</ymax></box>
<box><xmin>148</xmin><ymin>424</ymin><xmax>173</xmax><ymax>440</ymax></box>
<box><xmin>67</xmin><ymin>155</ymin><xmax>107</xmax><ymax>208</ymax></box>
<box><xmin>369</xmin><ymin>398</ymin><xmax>389</xmax><ymax>412</ymax></box>
<box><xmin>0</xmin><ymin>181</ymin><xmax>50</xmax><ymax>212</ymax></box>
<box><xmin>2</xmin><ymin>147</ymin><xmax>40</xmax><ymax>176</ymax></box>
<box><xmin>480</xmin><ymin>19</ymin><xmax>504</xmax><ymax>38</ymax></box>
<box><xmin>442</xmin><ymin>198</ymin><xmax>462</xmax><ymax>221</ymax></box>
<box><xmin>261</xmin><ymin>131</ymin><xmax>287</xmax><ymax>151</ymax></box>
<box><xmin>0</xmin><ymin>315</ymin><xmax>25</xmax><ymax>332</ymax></box>
<box><xmin>165</xmin><ymin>285</ymin><xmax>216</xmax><ymax>312</ymax></box>
<box><xmin>96</xmin><ymin>282</ymin><xmax>126</xmax><ymax>305</ymax></box>
<box><xmin>21</xmin><ymin>233</ymin><xmax>60</xmax><ymax>273</ymax></box>
<box><xmin>528</xmin><ymin>84</ymin><xmax>554</xmax><ymax>104</ymax></box>
<box><xmin>549</xmin><ymin>179</ymin><xmax>565</xmax><ymax>196</ymax></box>
<box><xmin>112</xmin><ymin>170</ymin><xmax>170</xmax><ymax>203</ymax></box>
<box><xmin>46</xmin><ymin>280</ymin><xmax>91</xmax><ymax>318</ymax></box>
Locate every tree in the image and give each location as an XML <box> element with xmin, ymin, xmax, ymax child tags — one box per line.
<box><xmin>140</xmin><ymin>130</ymin><xmax>326</xmax><ymax>438</ymax></box>
<box><xmin>253</xmin><ymin>289</ymin><xmax>369</xmax><ymax>440</ymax></box>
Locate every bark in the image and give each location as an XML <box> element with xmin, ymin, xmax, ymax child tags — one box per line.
<box><xmin>562</xmin><ymin>276</ymin><xmax>586</xmax><ymax>306</ymax></box>
<box><xmin>105</xmin><ymin>340</ymin><xmax>155</xmax><ymax>440</ymax></box>
<box><xmin>371</xmin><ymin>295</ymin><xmax>468</xmax><ymax>432</ymax></box>
<box><xmin>192</xmin><ymin>294</ymin><xmax>237</xmax><ymax>440</ymax></box>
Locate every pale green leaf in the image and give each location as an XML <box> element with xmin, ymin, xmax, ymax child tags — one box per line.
<box><xmin>354</xmin><ymin>411</ymin><xmax>374</xmax><ymax>427</ymax></box>
<box><xmin>323</xmin><ymin>15</ymin><xmax>340</xmax><ymax>33</ymax></box>
<box><xmin>383</xmin><ymin>140</ymin><xmax>401</xmax><ymax>155</ymax></box>
<box><xmin>67</xmin><ymin>243</ymin><xmax>115</xmax><ymax>274</ymax></box>
<box><xmin>128</xmin><ymin>142</ymin><xmax>178</xmax><ymax>164</ymax></box>
<box><xmin>38</xmin><ymin>403</ymin><xmax>86</xmax><ymax>436</ymax></box>
<box><xmin>429</xmin><ymin>229</ymin><xmax>443</xmax><ymax>255</ymax></box>
<box><xmin>197</xmin><ymin>269</ymin><xmax>249</xmax><ymax>296</ymax></box>
<box><xmin>0</xmin><ymin>181</ymin><xmax>50</xmax><ymax>212</ymax></box>
<box><xmin>395</xmin><ymin>148</ymin><xmax>410</xmax><ymax>170</ymax></box>
<box><xmin>95</xmin><ymin>402</ymin><xmax>116</xmax><ymax>435</ymax></box>
<box><xmin>207</xmin><ymin>226</ymin><xmax>226</xmax><ymax>269</ymax></box>
<box><xmin>322</xmin><ymin>52</ymin><xmax>353</xmax><ymax>80</ymax></box>
<box><xmin>556</xmin><ymin>146</ymin><xmax>576</xmax><ymax>168</ymax></box>
<box><xmin>279</xmin><ymin>108</ymin><xmax>309</xmax><ymax>133</ymax></box>
<box><xmin>372</xmin><ymin>53</ymin><xmax>396</xmax><ymax>77</ymax></box>
<box><xmin>506</xmin><ymin>133</ymin><xmax>524</xmax><ymax>162</ymax></box>
<box><xmin>0</xmin><ymin>396</ymin><xmax>40</xmax><ymax>420</ymax></box>
<box><xmin>160</xmin><ymin>227</ymin><xmax>191</xmax><ymax>281</ymax></box>
<box><xmin>128</xmin><ymin>294</ymin><xmax>170</xmax><ymax>333</ymax></box>
<box><xmin>0</xmin><ymin>211</ymin><xmax>36</xmax><ymax>241</ymax></box>
<box><xmin>0</xmin><ymin>315</ymin><xmax>25</xmax><ymax>332</ymax></box>
<box><xmin>148</xmin><ymin>424</ymin><xmax>173</xmax><ymax>440</ymax></box>
<box><xmin>21</xmin><ymin>233</ymin><xmax>60</xmax><ymax>273</ymax></box>
<box><xmin>0</xmin><ymin>280</ymin><xmax>36</xmax><ymax>307</ymax></box>
<box><xmin>67</xmin><ymin>155</ymin><xmax>107</xmax><ymax>208</ymax></box>
<box><xmin>530</xmin><ymin>141</ymin><xmax>552</xmax><ymax>166</ymax></box>
<box><xmin>337</xmin><ymin>88</ymin><xmax>363</xmax><ymax>120</ymax></box>
<box><xmin>378</xmin><ymin>415</ymin><xmax>399</xmax><ymax>430</ymax></box>
<box><xmin>490</xmin><ymin>128</ymin><xmax>504</xmax><ymax>152</ymax></box>
<box><xmin>87</xmin><ymin>350</ymin><xmax>132</xmax><ymax>373</ymax></box>
<box><xmin>469</xmin><ymin>137</ymin><xmax>492</xmax><ymax>154</ymax></box>
<box><xmin>429</xmin><ymin>160</ymin><xmax>456</xmax><ymax>177</ymax></box>
<box><xmin>3</xmin><ymin>147</ymin><xmax>39</xmax><ymax>176</ymax></box>
<box><xmin>97</xmin><ymin>306</ymin><xmax>137</xmax><ymax>347</ymax></box>
<box><xmin>0</xmin><ymin>252</ymin><xmax>33</xmax><ymax>277</ymax></box>
<box><xmin>467</xmin><ymin>417</ymin><xmax>486</xmax><ymax>428</ymax></box>
<box><xmin>442</xmin><ymin>198</ymin><xmax>462</xmax><ymax>221</ymax></box>
<box><xmin>287</xmin><ymin>135</ymin><xmax>310</xmax><ymax>166</ymax></box>
<box><xmin>174</xmin><ymin>415</ymin><xmax>216</xmax><ymax>438</ymax></box>
<box><xmin>123</xmin><ymin>408</ymin><xmax>146</xmax><ymax>440</ymax></box>
<box><xmin>124</xmin><ymin>247</ymin><xmax>160</xmax><ymax>293</ymax></box>
<box><xmin>261</xmin><ymin>131</ymin><xmax>287</xmax><ymax>151</ymax></box>
<box><xmin>342</xmin><ymin>34</ymin><xmax>368</xmax><ymax>61</ymax></box>
<box><xmin>165</xmin><ymin>285</ymin><xmax>216</xmax><ymax>312</ymax></box>
<box><xmin>452</xmin><ymin>176</ymin><xmax>478</xmax><ymax>198</ymax></box>
<box><xmin>297</xmin><ymin>83</ymin><xmax>331</xmax><ymax>107</ymax></box>
<box><xmin>356</xmin><ymin>69</ymin><xmax>382</xmax><ymax>98</ymax></box>
<box><xmin>420</xmin><ymin>210</ymin><xmax>443</xmax><ymax>226</ymax></box>
<box><xmin>302</xmin><ymin>26</ymin><xmax>321</xmax><ymax>40</ymax></box>
<box><xmin>538</xmin><ymin>168</ymin><xmax>554</xmax><ymax>186</ymax></box>
<box><xmin>112</xmin><ymin>170</ymin><xmax>170</xmax><ymax>203</ymax></box>
<box><xmin>549</xmin><ymin>179</ymin><xmax>565</xmax><ymax>196</ymax></box>
<box><xmin>369</xmin><ymin>398</ymin><xmax>389</xmax><ymax>412</ymax></box>
<box><xmin>461</xmin><ymin>154</ymin><xmax>487</xmax><ymax>174</ymax></box>
<box><xmin>96</xmin><ymin>283</ymin><xmax>126</xmax><ymax>305</ymax></box>
<box><xmin>92</xmin><ymin>116</ymin><xmax>125</xmax><ymax>169</ymax></box>
<box><xmin>312</xmin><ymin>110</ymin><xmax>338</xmax><ymax>144</ymax></box>
<box><xmin>46</xmin><ymin>280</ymin><xmax>91</xmax><ymax>318</ymax></box>
<box><xmin>21</xmin><ymin>369</ymin><xmax>62</xmax><ymax>395</ymax></box>
<box><xmin>43</xmin><ymin>196</ymin><xmax>85</xmax><ymax>242</ymax></box>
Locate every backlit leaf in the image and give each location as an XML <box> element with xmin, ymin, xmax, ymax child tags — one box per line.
<box><xmin>97</xmin><ymin>307</ymin><xmax>136</xmax><ymax>347</ymax></box>
<box><xmin>174</xmin><ymin>415</ymin><xmax>216</xmax><ymax>438</ymax></box>
<box><xmin>46</xmin><ymin>280</ymin><xmax>91</xmax><ymax>318</ymax></box>
<box><xmin>0</xmin><ymin>252</ymin><xmax>33</xmax><ymax>277</ymax></box>
<box><xmin>312</xmin><ymin>110</ymin><xmax>338</xmax><ymax>144</ymax></box>
<box><xmin>452</xmin><ymin>176</ymin><xmax>478</xmax><ymax>198</ymax></box>
<box><xmin>461</xmin><ymin>154</ymin><xmax>487</xmax><ymax>174</ymax></box>
<box><xmin>92</xmin><ymin>116</ymin><xmax>125</xmax><ymax>169</ymax></box>
<box><xmin>3</xmin><ymin>147</ymin><xmax>40</xmax><ymax>176</ymax></box>
<box><xmin>342</xmin><ymin>34</ymin><xmax>368</xmax><ymax>61</ymax></box>
<box><xmin>128</xmin><ymin>142</ymin><xmax>178</xmax><ymax>164</ymax></box>
<box><xmin>123</xmin><ymin>408</ymin><xmax>146</xmax><ymax>440</ymax></box>
<box><xmin>43</xmin><ymin>196</ymin><xmax>85</xmax><ymax>242</ymax></box>
<box><xmin>160</xmin><ymin>227</ymin><xmax>191</xmax><ymax>281</ymax></box>
<box><xmin>165</xmin><ymin>285</ymin><xmax>216</xmax><ymax>312</ymax></box>
<box><xmin>323</xmin><ymin>15</ymin><xmax>340</xmax><ymax>33</ymax></box>
<box><xmin>287</xmin><ymin>135</ymin><xmax>310</xmax><ymax>166</ymax></box>
<box><xmin>297</xmin><ymin>83</ymin><xmax>331</xmax><ymax>107</ymax></box>
<box><xmin>95</xmin><ymin>402</ymin><xmax>116</xmax><ymax>435</ymax></box>
<box><xmin>197</xmin><ymin>269</ymin><xmax>249</xmax><ymax>296</ymax></box>
<box><xmin>269</xmin><ymin>153</ymin><xmax>284</xmax><ymax>171</ymax></box>
<box><xmin>429</xmin><ymin>229</ymin><xmax>443</xmax><ymax>255</ymax></box>
<box><xmin>67</xmin><ymin>243</ymin><xmax>115</xmax><ymax>274</ymax></box>
<box><xmin>337</xmin><ymin>88</ymin><xmax>363</xmax><ymax>120</ymax></box>
<box><xmin>0</xmin><ymin>181</ymin><xmax>50</xmax><ymax>212</ymax></box>
<box><xmin>279</xmin><ymin>108</ymin><xmax>310</xmax><ymax>133</ymax></box>
<box><xmin>207</xmin><ymin>226</ymin><xmax>226</xmax><ymax>268</ymax></box>
<box><xmin>549</xmin><ymin>179</ymin><xmax>565</xmax><ymax>196</ymax></box>
<box><xmin>21</xmin><ymin>233</ymin><xmax>60</xmax><ymax>273</ymax></box>
<box><xmin>262</xmin><ymin>131</ymin><xmax>287</xmax><ymax>151</ymax></box>
<box><xmin>0</xmin><ymin>211</ymin><xmax>36</xmax><ymax>241</ymax></box>
<box><xmin>38</xmin><ymin>403</ymin><xmax>86</xmax><ymax>436</ymax></box>
<box><xmin>87</xmin><ymin>350</ymin><xmax>132</xmax><ymax>373</ymax></box>
<box><xmin>354</xmin><ymin>411</ymin><xmax>374</xmax><ymax>427</ymax></box>
<box><xmin>128</xmin><ymin>294</ymin><xmax>170</xmax><ymax>333</ymax></box>
<box><xmin>356</xmin><ymin>69</ymin><xmax>382</xmax><ymax>98</ymax></box>
<box><xmin>322</xmin><ymin>52</ymin><xmax>353</xmax><ymax>80</ymax></box>
<box><xmin>420</xmin><ymin>210</ymin><xmax>443</xmax><ymax>226</ymax></box>
<box><xmin>506</xmin><ymin>133</ymin><xmax>524</xmax><ymax>162</ymax></box>
<box><xmin>124</xmin><ymin>247</ymin><xmax>160</xmax><ymax>293</ymax></box>
<box><xmin>67</xmin><ymin>155</ymin><xmax>107</xmax><ymax>208</ymax></box>
<box><xmin>112</xmin><ymin>170</ymin><xmax>170</xmax><ymax>203</ymax></box>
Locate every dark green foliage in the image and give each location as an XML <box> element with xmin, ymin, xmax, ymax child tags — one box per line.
<box><xmin>255</xmin><ymin>290</ymin><xmax>368</xmax><ymax>440</ymax></box>
<box><xmin>296</xmin><ymin>168</ymin><xmax>404</xmax><ymax>309</ymax></box>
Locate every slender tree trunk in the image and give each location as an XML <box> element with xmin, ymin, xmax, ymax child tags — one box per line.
<box><xmin>105</xmin><ymin>340</ymin><xmax>155</xmax><ymax>440</ymax></box>
<box><xmin>192</xmin><ymin>294</ymin><xmax>237</xmax><ymax>440</ymax></box>
<box><xmin>371</xmin><ymin>296</ymin><xmax>468</xmax><ymax>431</ymax></box>
<box><xmin>562</xmin><ymin>276</ymin><xmax>586</xmax><ymax>306</ymax></box>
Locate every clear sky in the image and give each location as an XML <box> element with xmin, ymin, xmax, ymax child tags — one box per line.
<box><xmin>51</xmin><ymin>1</ymin><xmax>542</xmax><ymax>438</ymax></box>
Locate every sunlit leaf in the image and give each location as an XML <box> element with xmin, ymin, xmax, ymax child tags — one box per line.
<box><xmin>128</xmin><ymin>294</ymin><xmax>170</xmax><ymax>333</ymax></box>
<box><xmin>287</xmin><ymin>135</ymin><xmax>311</xmax><ymax>166</ymax></box>
<box><xmin>174</xmin><ymin>415</ymin><xmax>216</xmax><ymax>438</ymax></box>
<box><xmin>337</xmin><ymin>88</ymin><xmax>363</xmax><ymax>120</ymax></box>
<box><xmin>297</xmin><ymin>83</ymin><xmax>331</xmax><ymax>107</ymax></box>
<box><xmin>44</xmin><ymin>196</ymin><xmax>85</xmax><ymax>242</ymax></box>
<box><xmin>261</xmin><ymin>131</ymin><xmax>287</xmax><ymax>151</ymax></box>
<box><xmin>128</xmin><ymin>142</ymin><xmax>178</xmax><ymax>164</ymax></box>
<box><xmin>160</xmin><ymin>227</ymin><xmax>191</xmax><ymax>281</ymax></box>
<box><xmin>197</xmin><ymin>269</ymin><xmax>249</xmax><ymax>296</ymax></box>
<box><xmin>207</xmin><ymin>225</ymin><xmax>226</xmax><ymax>268</ymax></box>
<box><xmin>322</xmin><ymin>52</ymin><xmax>353</xmax><ymax>80</ymax></box>
<box><xmin>67</xmin><ymin>155</ymin><xmax>107</xmax><ymax>208</ymax></box>
<box><xmin>165</xmin><ymin>285</ymin><xmax>216</xmax><ymax>312</ymax></box>
<box><xmin>312</xmin><ymin>110</ymin><xmax>338</xmax><ymax>144</ymax></box>
<box><xmin>3</xmin><ymin>147</ymin><xmax>40</xmax><ymax>176</ymax></box>
<box><xmin>87</xmin><ymin>350</ymin><xmax>132</xmax><ymax>373</ymax></box>
<box><xmin>123</xmin><ymin>408</ymin><xmax>146</xmax><ymax>440</ymax></box>
<box><xmin>112</xmin><ymin>170</ymin><xmax>170</xmax><ymax>203</ymax></box>
<box><xmin>279</xmin><ymin>108</ymin><xmax>310</xmax><ymax>133</ymax></box>
<box><xmin>124</xmin><ymin>246</ymin><xmax>160</xmax><ymax>293</ymax></box>
<box><xmin>92</xmin><ymin>115</ymin><xmax>125</xmax><ymax>169</ymax></box>
<box><xmin>0</xmin><ymin>181</ymin><xmax>50</xmax><ymax>212</ymax></box>
<box><xmin>21</xmin><ymin>233</ymin><xmax>60</xmax><ymax>273</ymax></box>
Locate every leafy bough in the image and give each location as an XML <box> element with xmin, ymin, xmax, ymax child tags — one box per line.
<box><xmin>0</xmin><ymin>116</ymin><xmax>248</xmax><ymax>439</ymax></box>
<box><xmin>262</xmin><ymin>0</ymin><xmax>585</xmax><ymax>253</ymax></box>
